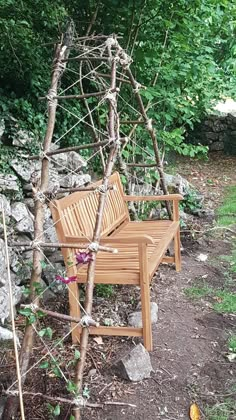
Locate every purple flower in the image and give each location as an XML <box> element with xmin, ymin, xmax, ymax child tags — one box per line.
<box><xmin>55</xmin><ymin>275</ymin><xmax>77</xmax><ymax>284</ymax></box>
<box><xmin>75</xmin><ymin>251</ymin><xmax>93</xmax><ymax>265</ymax></box>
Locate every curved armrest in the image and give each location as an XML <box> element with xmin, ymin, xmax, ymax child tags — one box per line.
<box><xmin>124</xmin><ymin>194</ymin><xmax>183</xmax><ymax>202</ymax></box>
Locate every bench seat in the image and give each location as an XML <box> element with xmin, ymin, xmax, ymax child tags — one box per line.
<box><xmin>51</xmin><ymin>172</ymin><xmax>182</xmax><ymax>351</ymax></box>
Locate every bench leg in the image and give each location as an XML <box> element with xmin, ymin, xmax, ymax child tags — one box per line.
<box><xmin>66</xmin><ymin>258</ymin><xmax>81</xmax><ymax>343</ymax></box>
<box><xmin>174</xmin><ymin>227</ymin><xmax>181</xmax><ymax>272</ymax></box>
<box><xmin>139</xmin><ymin>244</ymin><xmax>153</xmax><ymax>351</ymax></box>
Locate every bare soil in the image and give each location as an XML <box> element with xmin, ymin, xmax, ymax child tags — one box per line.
<box><xmin>1</xmin><ymin>152</ymin><xmax>236</xmax><ymax>420</ymax></box>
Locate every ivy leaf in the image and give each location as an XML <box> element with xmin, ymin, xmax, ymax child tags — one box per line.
<box><xmin>74</xmin><ymin>349</ymin><xmax>81</xmax><ymax>360</ymax></box>
<box><xmin>39</xmin><ymin>361</ymin><xmax>49</xmax><ymax>369</ymax></box>
<box><xmin>53</xmin><ymin>404</ymin><xmax>60</xmax><ymax>416</ymax></box>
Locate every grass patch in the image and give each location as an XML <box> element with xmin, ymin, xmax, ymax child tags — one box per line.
<box><xmin>205</xmin><ymin>399</ymin><xmax>236</xmax><ymax>420</ymax></box>
<box><xmin>228</xmin><ymin>335</ymin><xmax>236</xmax><ymax>352</ymax></box>
<box><xmin>216</xmin><ymin>186</ymin><xmax>236</xmax><ymax>226</ymax></box>
<box><xmin>184</xmin><ymin>285</ymin><xmax>213</xmax><ymax>299</ymax></box>
<box><xmin>213</xmin><ymin>291</ymin><xmax>236</xmax><ymax>313</ymax></box>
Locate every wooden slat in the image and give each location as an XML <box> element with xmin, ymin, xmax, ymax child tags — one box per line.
<box><xmin>124</xmin><ymin>194</ymin><xmax>183</xmax><ymax>202</ymax></box>
<box><xmin>74</xmin><ymin>326</ymin><xmax>143</xmax><ymax>337</ymax></box>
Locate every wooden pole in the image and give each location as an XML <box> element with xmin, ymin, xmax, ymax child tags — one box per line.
<box><xmin>72</xmin><ymin>47</ymin><xmax>120</xmax><ymax>420</ymax></box>
<box><xmin>3</xmin><ymin>28</ymin><xmax>72</xmax><ymax>419</ymax></box>
<box><xmin>123</xmin><ymin>65</ymin><xmax>172</xmax><ymax>219</ymax></box>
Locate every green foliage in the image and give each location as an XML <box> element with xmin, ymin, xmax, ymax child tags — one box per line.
<box><xmin>1</xmin><ymin>0</ymin><xmax>236</xmax><ymax>159</ymax></box>
<box><xmin>213</xmin><ymin>291</ymin><xmax>236</xmax><ymax>313</ymax></box>
<box><xmin>47</xmin><ymin>403</ymin><xmax>61</xmax><ymax>417</ymax></box>
<box><xmin>95</xmin><ymin>284</ymin><xmax>114</xmax><ymax>298</ymax></box>
<box><xmin>228</xmin><ymin>335</ymin><xmax>236</xmax><ymax>352</ymax></box>
<box><xmin>181</xmin><ymin>190</ymin><xmax>203</xmax><ymax>214</ymax></box>
<box><xmin>184</xmin><ymin>285</ymin><xmax>213</xmax><ymax>299</ymax></box>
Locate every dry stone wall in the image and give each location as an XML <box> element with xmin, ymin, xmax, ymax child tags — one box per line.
<box><xmin>188</xmin><ymin>113</ymin><xmax>236</xmax><ymax>155</ymax></box>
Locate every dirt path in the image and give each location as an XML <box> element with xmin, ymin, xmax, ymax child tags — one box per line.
<box><xmin>85</xmin><ymin>153</ymin><xmax>236</xmax><ymax>420</ymax></box>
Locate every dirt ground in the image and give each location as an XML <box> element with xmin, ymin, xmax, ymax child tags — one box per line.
<box><xmin>1</xmin><ymin>152</ymin><xmax>236</xmax><ymax>420</ymax></box>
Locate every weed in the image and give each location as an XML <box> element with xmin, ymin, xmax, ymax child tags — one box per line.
<box><xmin>95</xmin><ymin>284</ymin><xmax>114</xmax><ymax>298</ymax></box>
<box><xmin>228</xmin><ymin>335</ymin><xmax>236</xmax><ymax>352</ymax></box>
<box><xmin>213</xmin><ymin>291</ymin><xmax>236</xmax><ymax>313</ymax></box>
<box><xmin>205</xmin><ymin>399</ymin><xmax>236</xmax><ymax>420</ymax></box>
<box><xmin>184</xmin><ymin>285</ymin><xmax>213</xmax><ymax>299</ymax></box>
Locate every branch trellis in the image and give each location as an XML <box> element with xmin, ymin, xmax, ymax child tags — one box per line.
<box><xmin>3</xmin><ymin>28</ymin><xmax>171</xmax><ymax>420</ymax></box>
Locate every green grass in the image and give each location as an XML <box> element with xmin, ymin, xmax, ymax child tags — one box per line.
<box><xmin>213</xmin><ymin>291</ymin><xmax>236</xmax><ymax>313</ymax></box>
<box><xmin>228</xmin><ymin>335</ymin><xmax>236</xmax><ymax>352</ymax></box>
<box><xmin>216</xmin><ymin>186</ymin><xmax>236</xmax><ymax>226</ymax></box>
<box><xmin>184</xmin><ymin>286</ymin><xmax>236</xmax><ymax>314</ymax></box>
<box><xmin>205</xmin><ymin>399</ymin><xmax>236</xmax><ymax>420</ymax></box>
<box><xmin>184</xmin><ymin>285</ymin><xmax>213</xmax><ymax>299</ymax></box>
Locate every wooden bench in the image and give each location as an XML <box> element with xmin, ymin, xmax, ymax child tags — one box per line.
<box><xmin>51</xmin><ymin>172</ymin><xmax>182</xmax><ymax>351</ymax></box>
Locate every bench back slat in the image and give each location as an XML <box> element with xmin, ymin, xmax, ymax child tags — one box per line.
<box><xmin>51</xmin><ymin>172</ymin><xmax>129</xmax><ymax>241</ymax></box>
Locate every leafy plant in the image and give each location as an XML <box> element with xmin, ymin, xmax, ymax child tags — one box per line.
<box><xmin>95</xmin><ymin>284</ymin><xmax>114</xmax><ymax>298</ymax></box>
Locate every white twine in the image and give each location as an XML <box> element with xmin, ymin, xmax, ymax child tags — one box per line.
<box><xmin>88</xmin><ymin>242</ymin><xmax>99</xmax><ymax>252</ymax></box>
<box><xmin>145</xmin><ymin>118</ymin><xmax>153</xmax><ymax>131</ymax></box>
<box><xmin>105</xmin><ymin>37</ymin><xmax>118</xmax><ymax>49</ymax></box>
<box><xmin>133</xmin><ymin>82</ymin><xmax>142</xmax><ymax>93</ymax></box>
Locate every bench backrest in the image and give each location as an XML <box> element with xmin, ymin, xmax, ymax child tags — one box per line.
<box><xmin>50</xmin><ymin>172</ymin><xmax>129</xmax><ymax>242</ymax></box>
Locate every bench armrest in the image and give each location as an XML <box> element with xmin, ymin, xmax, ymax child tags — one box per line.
<box><xmin>65</xmin><ymin>234</ymin><xmax>154</xmax><ymax>245</ymax></box>
<box><xmin>124</xmin><ymin>194</ymin><xmax>183</xmax><ymax>202</ymax></box>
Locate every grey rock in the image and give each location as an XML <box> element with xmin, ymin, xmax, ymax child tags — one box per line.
<box><xmin>52</xmin><ymin>151</ymin><xmax>87</xmax><ymax>173</ymax></box>
<box><xmin>43</xmin><ymin>218</ymin><xmax>58</xmax><ymax>254</ymax></box>
<box><xmin>11</xmin><ymin>202</ymin><xmax>31</xmax><ymax>222</ymax></box>
<box><xmin>59</xmin><ymin>173</ymin><xmax>91</xmax><ymax>188</ymax></box>
<box><xmin>10</xmin><ymin>159</ymin><xmax>40</xmax><ymax>183</ymax></box>
<box><xmin>114</xmin><ymin>343</ymin><xmax>153</xmax><ymax>381</ymax></box>
<box><xmin>24</xmin><ymin>198</ymin><xmax>35</xmax><ymax>214</ymax></box>
<box><xmin>0</xmin><ymin>119</ymin><xmax>5</xmax><ymax>139</ymax></box>
<box><xmin>210</xmin><ymin>140</ymin><xmax>224</xmax><ymax>151</ymax></box>
<box><xmin>0</xmin><ymin>174</ymin><xmax>19</xmax><ymax>193</ymax></box>
<box><xmin>16</xmin><ymin>218</ymin><xmax>34</xmax><ymax>235</ymax></box>
<box><xmin>128</xmin><ymin>302</ymin><xmax>158</xmax><ymax>328</ymax></box>
<box><xmin>12</xmin><ymin>129</ymin><xmax>34</xmax><ymax>147</ymax></box>
<box><xmin>0</xmin><ymin>194</ymin><xmax>11</xmax><ymax>217</ymax></box>
<box><xmin>164</xmin><ymin>173</ymin><xmax>195</xmax><ymax>196</ymax></box>
<box><xmin>0</xmin><ymin>238</ymin><xmax>7</xmax><ymax>286</ymax></box>
<box><xmin>11</xmin><ymin>202</ymin><xmax>34</xmax><ymax>234</ymax></box>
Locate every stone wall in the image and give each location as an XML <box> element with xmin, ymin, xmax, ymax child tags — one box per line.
<box><xmin>0</xmin><ymin>125</ymin><xmax>91</xmax><ymax>341</ymax></box>
<box><xmin>187</xmin><ymin>113</ymin><xmax>236</xmax><ymax>154</ymax></box>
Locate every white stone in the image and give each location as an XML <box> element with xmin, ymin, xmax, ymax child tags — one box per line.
<box><xmin>0</xmin><ymin>326</ymin><xmax>20</xmax><ymax>347</ymax></box>
<box><xmin>128</xmin><ymin>302</ymin><xmax>158</xmax><ymax>328</ymax></box>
